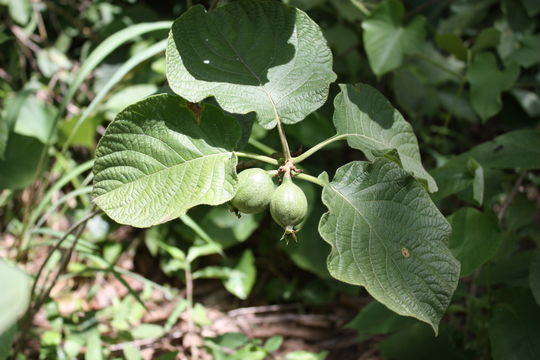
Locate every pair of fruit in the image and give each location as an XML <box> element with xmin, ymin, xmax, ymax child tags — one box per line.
<box><xmin>231</xmin><ymin>168</ymin><xmax>307</xmax><ymax>238</ymax></box>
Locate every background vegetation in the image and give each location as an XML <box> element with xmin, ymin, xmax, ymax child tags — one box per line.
<box><xmin>1</xmin><ymin>0</ymin><xmax>539</xmax><ymax>359</ymax></box>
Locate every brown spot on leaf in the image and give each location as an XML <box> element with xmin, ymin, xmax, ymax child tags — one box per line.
<box><xmin>401</xmin><ymin>247</ymin><xmax>410</xmax><ymax>258</ymax></box>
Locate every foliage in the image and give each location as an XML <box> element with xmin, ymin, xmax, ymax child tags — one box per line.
<box><xmin>0</xmin><ymin>0</ymin><xmax>539</xmax><ymax>359</ymax></box>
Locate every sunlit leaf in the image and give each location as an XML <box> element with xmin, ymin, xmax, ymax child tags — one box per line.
<box><xmin>166</xmin><ymin>0</ymin><xmax>336</xmax><ymax>129</ymax></box>
<box><xmin>93</xmin><ymin>94</ymin><xmax>240</xmax><ymax>227</ymax></box>
<box><xmin>319</xmin><ymin>159</ymin><xmax>459</xmax><ymax>333</ymax></box>
<box><xmin>333</xmin><ymin>84</ymin><xmax>437</xmax><ymax>192</ymax></box>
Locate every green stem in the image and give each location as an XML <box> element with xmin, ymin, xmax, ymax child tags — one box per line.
<box><xmin>248</xmin><ymin>137</ymin><xmax>277</xmax><ymax>156</ymax></box>
<box><xmin>413</xmin><ymin>53</ymin><xmax>465</xmax><ymax>81</ymax></box>
<box><xmin>276</xmin><ymin>119</ymin><xmax>292</xmax><ymax>161</ymax></box>
<box><xmin>294</xmin><ymin>173</ymin><xmax>325</xmax><ymax>187</ymax></box>
<box><xmin>292</xmin><ymin>134</ymin><xmax>348</xmax><ymax>164</ymax></box>
<box><xmin>235</xmin><ymin>151</ymin><xmax>279</xmax><ymax>165</ymax></box>
<box><xmin>350</xmin><ymin>0</ymin><xmax>372</xmax><ymax>16</ymax></box>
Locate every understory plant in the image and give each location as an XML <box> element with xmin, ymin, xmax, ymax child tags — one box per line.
<box><xmin>92</xmin><ymin>0</ymin><xmax>460</xmax><ymax>333</ymax></box>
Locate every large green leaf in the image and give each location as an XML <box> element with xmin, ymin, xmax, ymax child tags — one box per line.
<box><xmin>333</xmin><ymin>84</ymin><xmax>437</xmax><ymax>192</ymax></box>
<box><xmin>319</xmin><ymin>159</ymin><xmax>459</xmax><ymax>333</ymax></box>
<box><xmin>93</xmin><ymin>94</ymin><xmax>240</xmax><ymax>227</ymax></box>
<box><xmin>166</xmin><ymin>0</ymin><xmax>336</xmax><ymax>129</ymax></box>
<box><xmin>466</xmin><ymin>52</ymin><xmax>520</xmax><ymax>120</ymax></box>
<box><xmin>0</xmin><ymin>259</ymin><xmax>31</xmax><ymax>334</ymax></box>
<box><xmin>448</xmin><ymin>208</ymin><xmax>502</xmax><ymax>277</ymax></box>
<box><xmin>362</xmin><ymin>0</ymin><xmax>426</xmax><ymax>76</ymax></box>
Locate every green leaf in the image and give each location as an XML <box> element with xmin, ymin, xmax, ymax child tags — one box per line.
<box><xmin>92</xmin><ymin>94</ymin><xmax>240</xmax><ymax>227</ymax></box>
<box><xmin>36</xmin><ymin>47</ymin><xmax>72</xmax><ymax>78</ymax></box>
<box><xmin>123</xmin><ymin>345</ymin><xmax>142</xmax><ymax>360</ymax></box>
<box><xmin>432</xmin><ymin>130</ymin><xmax>540</xmax><ymax>193</ymax></box>
<box><xmin>0</xmin><ymin>133</ymin><xmax>46</xmax><ymax>190</ymax></box>
<box><xmin>13</xmin><ymin>96</ymin><xmax>55</xmax><ymax>144</ymax></box>
<box><xmin>318</xmin><ymin>159</ymin><xmax>459</xmax><ymax>333</ymax></box>
<box><xmin>264</xmin><ymin>336</ymin><xmax>283</xmax><ymax>353</ymax></box>
<box><xmin>181</xmin><ymin>204</ymin><xmax>261</xmax><ymax>249</ymax></box>
<box><xmin>0</xmin><ymin>119</ymin><xmax>7</xmax><ymax>160</ymax></box>
<box><xmin>472</xmin><ymin>28</ymin><xmax>501</xmax><ymax>53</ymax></box>
<box><xmin>131</xmin><ymin>324</ymin><xmax>164</xmax><ymax>339</ymax></box>
<box><xmin>362</xmin><ymin>0</ymin><xmax>426</xmax><ymax>76</ymax></box>
<box><xmin>0</xmin><ymin>324</ymin><xmax>17</xmax><ymax>360</ymax></box>
<box><xmin>511</xmin><ymin>89</ymin><xmax>540</xmax><ymax>117</ymax></box>
<box><xmin>378</xmin><ymin>323</ymin><xmax>462</xmax><ymax>360</ymax></box>
<box><xmin>489</xmin><ymin>288</ymin><xmax>540</xmax><ymax>360</ymax></box>
<box><xmin>103</xmin><ymin>84</ymin><xmax>158</xmax><ymax>118</ymax></box>
<box><xmin>63</xmin><ymin>39</ymin><xmax>168</xmax><ymax>151</ymax></box>
<box><xmin>333</xmin><ymin>84</ymin><xmax>437</xmax><ymax>192</ymax></box>
<box><xmin>84</xmin><ymin>331</ymin><xmax>103</xmax><ymax>360</ymax></box>
<box><xmin>223</xmin><ymin>250</ymin><xmax>257</xmax><ymax>300</ymax></box>
<box><xmin>448</xmin><ymin>208</ymin><xmax>502</xmax><ymax>277</ymax></box>
<box><xmin>186</xmin><ymin>242</ymin><xmax>223</xmax><ymax>263</ymax></box>
<box><xmin>285</xmin><ymin>350</ymin><xmax>329</xmax><ymax>360</ymax></box>
<box><xmin>467</xmin><ymin>158</ymin><xmax>484</xmax><ymax>205</ymax></box>
<box><xmin>6</xmin><ymin>0</ymin><xmax>30</xmax><ymax>25</ymax></box>
<box><xmin>506</xmin><ymin>34</ymin><xmax>540</xmax><ymax>68</ymax></box>
<box><xmin>530</xmin><ymin>249</ymin><xmax>540</xmax><ymax>306</ymax></box>
<box><xmin>192</xmin><ymin>303</ymin><xmax>211</xmax><ymax>326</ymax></box>
<box><xmin>166</xmin><ymin>0</ymin><xmax>336</xmax><ymax>129</ymax></box>
<box><xmin>435</xmin><ymin>33</ymin><xmax>467</xmax><ymax>61</ymax></box>
<box><xmin>466</xmin><ymin>52</ymin><xmax>520</xmax><ymax>120</ymax></box>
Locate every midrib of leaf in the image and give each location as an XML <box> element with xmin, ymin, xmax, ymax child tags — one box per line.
<box><xmin>327</xmin><ymin>182</ymin><xmax>427</xmax><ymax>319</ymax></box>
<box><xmin>341</xmin><ymin>131</ymin><xmax>388</xmax><ymax>149</ymax></box>
<box><xmin>94</xmin><ymin>152</ymin><xmax>232</xmax><ymax>201</ymax></box>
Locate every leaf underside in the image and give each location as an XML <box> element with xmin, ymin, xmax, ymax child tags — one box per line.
<box><xmin>93</xmin><ymin>94</ymin><xmax>240</xmax><ymax>228</ymax></box>
<box><xmin>166</xmin><ymin>0</ymin><xmax>336</xmax><ymax>129</ymax></box>
<box><xmin>319</xmin><ymin>158</ymin><xmax>460</xmax><ymax>333</ymax></box>
<box><xmin>333</xmin><ymin>83</ymin><xmax>438</xmax><ymax>193</ymax></box>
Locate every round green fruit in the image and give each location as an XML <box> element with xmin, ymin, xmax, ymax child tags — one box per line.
<box><xmin>231</xmin><ymin>168</ymin><xmax>275</xmax><ymax>214</ymax></box>
<box><xmin>270</xmin><ymin>175</ymin><xmax>308</xmax><ymax>233</ymax></box>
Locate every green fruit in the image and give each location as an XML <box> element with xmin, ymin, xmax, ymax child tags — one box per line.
<box><xmin>231</xmin><ymin>168</ymin><xmax>275</xmax><ymax>214</ymax></box>
<box><xmin>270</xmin><ymin>175</ymin><xmax>308</xmax><ymax>234</ymax></box>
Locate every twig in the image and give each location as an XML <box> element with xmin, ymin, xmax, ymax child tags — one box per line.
<box><xmin>498</xmin><ymin>170</ymin><xmax>527</xmax><ymax>223</ymax></box>
<box><xmin>14</xmin><ymin>208</ymin><xmax>99</xmax><ymax>356</ymax></box>
<box><xmin>109</xmin><ymin>330</ymin><xmax>185</xmax><ymax>352</ymax></box>
<box><xmin>10</xmin><ymin>25</ymin><xmax>41</xmax><ymax>53</ymax></box>
<box><xmin>0</xmin><ymin>67</ymin><xmax>12</xmax><ymax>82</ymax></box>
<box><xmin>228</xmin><ymin>304</ymin><xmax>301</xmax><ymax>317</ymax></box>
<box><xmin>28</xmin><ymin>208</ymin><xmax>99</xmax><ymax>304</ymax></box>
<box><xmin>185</xmin><ymin>262</ymin><xmax>199</xmax><ymax>360</ymax></box>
